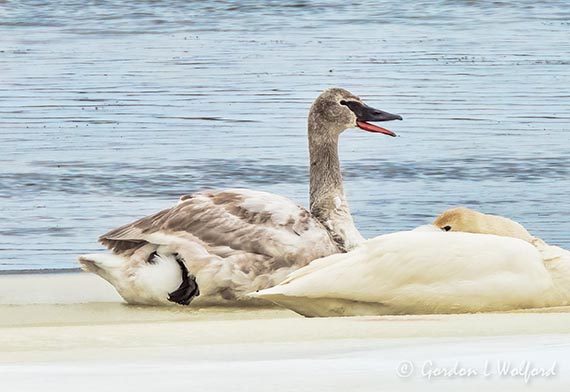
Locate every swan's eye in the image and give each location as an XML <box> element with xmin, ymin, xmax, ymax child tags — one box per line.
<box><xmin>339</xmin><ymin>100</ymin><xmax>348</xmax><ymax>106</ymax></box>
<box><xmin>442</xmin><ymin>226</ymin><xmax>452</xmax><ymax>232</ymax></box>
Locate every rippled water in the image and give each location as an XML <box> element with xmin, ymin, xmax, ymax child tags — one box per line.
<box><xmin>1</xmin><ymin>1</ymin><xmax>569</xmax><ymax>270</ymax></box>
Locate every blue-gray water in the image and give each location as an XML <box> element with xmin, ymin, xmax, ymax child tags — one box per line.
<box><xmin>1</xmin><ymin>1</ymin><xmax>569</xmax><ymax>270</ymax></box>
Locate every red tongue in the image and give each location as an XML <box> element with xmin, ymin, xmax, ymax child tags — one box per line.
<box><xmin>357</xmin><ymin>121</ymin><xmax>397</xmax><ymax>137</ymax></box>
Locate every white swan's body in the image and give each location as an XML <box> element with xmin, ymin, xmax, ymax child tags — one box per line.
<box><xmin>79</xmin><ymin>88</ymin><xmax>402</xmax><ymax>306</ymax></box>
<box><xmin>251</xmin><ymin>210</ymin><xmax>570</xmax><ymax>317</ymax></box>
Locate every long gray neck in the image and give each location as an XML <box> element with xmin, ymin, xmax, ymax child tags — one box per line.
<box><xmin>308</xmin><ymin>121</ymin><xmax>364</xmax><ymax>251</ymax></box>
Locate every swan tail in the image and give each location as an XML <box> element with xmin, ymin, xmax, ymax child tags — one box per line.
<box><xmin>78</xmin><ymin>253</ymin><xmax>124</xmax><ymax>273</ymax></box>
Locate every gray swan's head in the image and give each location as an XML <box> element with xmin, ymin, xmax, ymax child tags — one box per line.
<box><xmin>309</xmin><ymin>88</ymin><xmax>402</xmax><ymax>138</ymax></box>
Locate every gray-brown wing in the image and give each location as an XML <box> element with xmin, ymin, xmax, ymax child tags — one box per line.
<box><xmin>99</xmin><ymin>188</ymin><xmax>339</xmax><ymax>266</ymax></box>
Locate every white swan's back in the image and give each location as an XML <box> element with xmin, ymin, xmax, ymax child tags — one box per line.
<box><xmin>252</xmin><ymin>231</ymin><xmax>553</xmax><ymax>317</ymax></box>
<box><xmin>433</xmin><ymin>207</ymin><xmax>570</xmax><ymax>306</ymax></box>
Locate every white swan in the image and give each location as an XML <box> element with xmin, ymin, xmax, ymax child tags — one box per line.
<box><xmin>251</xmin><ymin>208</ymin><xmax>570</xmax><ymax>317</ymax></box>
<box><xmin>79</xmin><ymin>88</ymin><xmax>402</xmax><ymax>306</ymax></box>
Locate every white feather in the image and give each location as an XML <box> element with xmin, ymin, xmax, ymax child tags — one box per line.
<box><xmin>251</xmin><ymin>230</ymin><xmax>570</xmax><ymax>317</ymax></box>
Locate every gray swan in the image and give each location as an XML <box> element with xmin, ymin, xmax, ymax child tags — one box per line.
<box><xmin>79</xmin><ymin>88</ymin><xmax>402</xmax><ymax>306</ymax></box>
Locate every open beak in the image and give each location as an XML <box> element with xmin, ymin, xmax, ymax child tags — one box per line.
<box><xmin>344</xmin><ymin>100</ymin><xmax>402</xmax><ymax>137</ymax></box>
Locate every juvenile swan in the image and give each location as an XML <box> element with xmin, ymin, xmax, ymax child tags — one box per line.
<box><xmin>251</xmin><ymin>208</ymin><xmax>570</xmax><ymax>317</ymax></box>
<box><xmin>79</xmin><ymin>88</ymin><xmax>402</xmax><ymax>306</ymax></box>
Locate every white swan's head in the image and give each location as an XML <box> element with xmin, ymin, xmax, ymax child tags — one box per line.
<box><xmin>309</xmin><ymin>88</ymin><xmax>402</xmax><ymax>137</ymax></box>
<box><xmin>433</xmin><ymin>207</ymin><xmax>535</xmax><ymax>243</ymax></box>
<box><xmin>78</xmin><ymin>251</ymin><xmax>195</xmax><ymax>306</ymax></box>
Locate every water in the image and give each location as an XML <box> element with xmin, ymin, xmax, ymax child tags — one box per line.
<box><xmin>1</xmin><ymin>1</ymin><xmax>569</xmax><ymax>270</ymax></box>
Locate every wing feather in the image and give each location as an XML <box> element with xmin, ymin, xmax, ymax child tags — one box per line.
<box><xmin>99</xmin><ymin>189</ymin><xmax>338</xmax><ymax>269</ymax></box>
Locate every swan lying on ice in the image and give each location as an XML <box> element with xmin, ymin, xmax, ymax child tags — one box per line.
<box><xmin>251</xmin><ymin>208</ymin><xmax>570</xmax><ymax>317</ymax></box>
<box><xmin>79</xmin><ymin>88</ymin><xmax>402</xmax><ymax>306</ymax></box>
